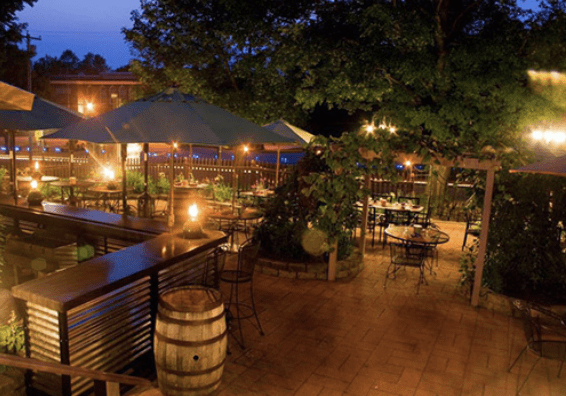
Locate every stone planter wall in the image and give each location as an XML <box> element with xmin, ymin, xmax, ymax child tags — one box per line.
<box><xmin>257</xmin><ymin>249</ymin><xmax>364</xmax><ymax>280</ymax></box>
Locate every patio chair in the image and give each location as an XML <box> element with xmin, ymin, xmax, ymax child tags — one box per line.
<box><xmin>384</xmin><ymin>241</ymin><xmax>429</xmax><ymax>293</ymax></box>
<box><xmin>509</xmin><ymin>300</ymin><xmax>566</xmax><ymax>394</ymax></box>
<box><xmin>219</xmin><ymin>238</ymin><xmax>264</xmax><ymax>349</ymax></box>
<box><xmin>462</xmin><ymin>210</ymin><xmax>482</xmax><ymax>250</ymax></box>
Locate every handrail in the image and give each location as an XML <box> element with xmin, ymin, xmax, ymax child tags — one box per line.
<box><xmin>0</xmin><ymin>353</ymin><xmax>153</xmax><ymax>396</ymax></box>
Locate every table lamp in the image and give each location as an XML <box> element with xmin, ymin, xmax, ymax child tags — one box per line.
<box><xmin>183</xmin><ymin>203</ymin><xmax>206</xmax><ymax>239</ymax></box>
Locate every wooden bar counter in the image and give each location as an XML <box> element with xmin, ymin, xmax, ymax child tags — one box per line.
<box><xmin>1</xmin><ymin>201</ymin><xmax>228</xmax><ymax>396</ymax></box>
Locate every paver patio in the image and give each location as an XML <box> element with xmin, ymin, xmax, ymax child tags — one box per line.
<box><xmin>199</xmin><ymin>220</ymin><xmax>566</xmax><ymax>396</ymax></box>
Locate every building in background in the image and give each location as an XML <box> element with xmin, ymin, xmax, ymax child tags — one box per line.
<box><xmin>49</xmin><ymin>72</ymin><xmax>142</xmax><ymax>117</ymax></box>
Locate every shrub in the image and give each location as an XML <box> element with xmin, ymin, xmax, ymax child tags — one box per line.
<box><xmin>483</xmin><ymin>173</ymin><xmax>566</xmax><ymax>305</ymax></box>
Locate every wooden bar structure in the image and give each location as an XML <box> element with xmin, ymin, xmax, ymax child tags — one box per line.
<box><xmin>0</xmin><ymin>201</ymin><xmax>227</xmax><ymax>396</ymax></box>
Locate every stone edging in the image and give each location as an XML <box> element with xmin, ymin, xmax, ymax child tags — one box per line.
<box><xmin>256</xmin><ymin>249</ymin><xmax>364</xmax><ymax>280</ymax></box>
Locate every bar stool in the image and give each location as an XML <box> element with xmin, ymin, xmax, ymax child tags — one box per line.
<box><xmin>219</xmin><ymin>238</ymin><xmax>264</xmax><ymax>349</ymax></box>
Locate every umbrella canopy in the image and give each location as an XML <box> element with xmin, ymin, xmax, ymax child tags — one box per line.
<box><xmin>263</xmin><ymin>119</ymin><xmax>315</xmax><ymax>144</ymax></box>
<box><xmin>0</xmin><ymin>81</ymin><xmax>34</xmax><ymax>111</ymax></box>
<box><xmin>44</xmin><ymin>87</ymin><xmax>295</xmax><ymax>146</ymax></box>
<box><xmin>0</xmin><ymin>95</ymin><xmax>85</xmax><ymax>130</ymax></box>
<box><xmin>510</xmin><ymin>154</ymin><xmax>566</xmax><ymax>176</ymax></box>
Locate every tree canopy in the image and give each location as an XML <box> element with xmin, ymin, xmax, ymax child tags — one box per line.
<box><xmin>0</xmin><ymin>0</ymin><xmax>37</xmax><ymax>88</ymax></box>
<box><xmin>32</xmin><ymin>50</ymin><xmax>111</xmax><ymax>98</ymax></box>
<box><xmin>124</xmin><ymin>0</ymin><xmax>566</xmax><ymax>158</ymax></box>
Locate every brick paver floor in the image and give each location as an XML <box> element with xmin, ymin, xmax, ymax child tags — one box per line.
<box><xmin>211</xmin><ymin>220</ymin><xmax>566</xmax><ymax>396</ymax></box>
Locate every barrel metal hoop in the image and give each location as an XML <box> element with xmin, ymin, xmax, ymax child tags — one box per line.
<box><xmin>160</xmin><ymin>377</ymin><xmax>222</xmax><ymax>393</ymax></box>
<box><xmin>155</xmin><ymin>357</ymin><xmax>226</xmax><ymax>376</ymax></box>
<box><xmin>158</xmin><ymin>287</ymin><xmax>223</xmax><ymax>313</ymax></box>
<box><xmin>155</xmin><ymin>328</ymin><xmax>227</xmax><ymax>346</ymax></box>
<box><xmin>157</xmin><ymin>311</ymin><xmax>225</xmax><ymax>326</ymax></box>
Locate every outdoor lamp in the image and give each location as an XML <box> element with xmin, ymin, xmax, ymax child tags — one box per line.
<box><xmin>34</xmin><ymin>161</ymin><xmax>39</xmax><ymax>171</ymax></box>
<box><xmin>30</xmin><ymin>180</ymin><xmax>38</xmax><ymax>190</ymax></box>
<box><xmin>183</xmin><ymin>203</ymin><xmax>206</xmax><ymax>239</ymax></box>
<box><xmin>103</xmin><ymin>167</ymin><xmax>115</xmax><ymax>181</ymax></box>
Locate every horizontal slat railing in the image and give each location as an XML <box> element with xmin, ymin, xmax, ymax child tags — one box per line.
<box><xmin>0</xmin><ymin>353</ymin><xmax>153</xmax><ymax>396</ymax></box>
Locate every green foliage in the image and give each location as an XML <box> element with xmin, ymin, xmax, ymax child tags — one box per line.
<box><xmin>483</xmin><ymin>172</ymin><xmax>566</xmax><ymax>305</ymax></box>
<box><xmin>0</xmin><ymin>311</ymin><xmax>24</xmax><ymax>372</ymax></box>
<box><xmin>39</xmin><ymin>183</ymin><xmax>59</xmax><ymax>199</ymax></box>
<box><xmin>205</xmin><ymin>176</ymin><xmax>233</xmax><ymax>202</ymax></box>
<box><xmin>0</xmin><ymin>167</ymin><xmax>6</xmax><ymax>180</ymax></box>
<box><xmin>256</xmin><ymin>150</ymin><xmax>355</xmax><ymax>261</ymax></box>
<box><xmin>156</xmin><ymin>174</ymin><xmax>170</xmax><ymax>194</ymax></box>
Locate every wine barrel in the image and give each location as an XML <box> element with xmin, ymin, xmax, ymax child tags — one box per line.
<box><xmin>154</xmin><ymin>286</ymin><xmax>227</xmax><ymax>396</ymax></box>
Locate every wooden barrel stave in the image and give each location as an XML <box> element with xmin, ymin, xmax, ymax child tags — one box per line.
<box><xmin>154</xmin><ymin>286</ymin><xmax>227</xmax><ymax>396</ymax></box>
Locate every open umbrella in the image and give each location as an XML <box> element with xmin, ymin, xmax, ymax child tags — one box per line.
<box><xmin>263</xmin><ymin>119</ymin><xmax>314</xmax><ymax>144</ymax></box>
<box><xmin>43</xmin><ymin>87</ymin><xmax>295</xmax><ymax>224</ymax></box>
<box><xmin>0</xmin><ymin>81</ymin><xmax>34</xmax><ymax>111</ymax></box>
<box><xmin>263</xmin><ymin>119</ymin><xmax>315</xmax><ymax>186</ymax></box>
<box><xmin>510</xmin><ymin>154</ymin><xmax>566</xmax><ymax>176</ymax></box>
<box><xmin>45</xmin><ymin>88</ymin><xmax>294</xmax><ymax>145</ymax></box>
<box><xmin>0</xmin><ymin>90</ymin><xmax>85</xmax><ymax>204</ymax></box>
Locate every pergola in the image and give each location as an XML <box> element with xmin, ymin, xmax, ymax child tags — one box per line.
<box><xmin>353</xmin><ymin>153</ymin><xmax>500</xmax><ymax>307</ymax></box>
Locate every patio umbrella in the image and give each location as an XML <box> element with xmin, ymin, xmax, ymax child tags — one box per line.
<box><xmin>43</xmin><ymin>87</ymin><xmax>295</xmax><ymax>224</ymax></box>
<box><xmin>263</xmin><ymin>119</ymin><xmax>314</xmax><ymax>144</ymax></box>
<box><xmin>263</xmin><ymin>119</ymin><xmax>315</xmax><ymax>186</ymax></box>
<box><xmin>0</xmin><ymin>95</ymin><xmax>84</xmax><ymax>131</ymax></box>
<box><xmin>0</xmin><ymin>81</ymin><xmax>34</xmax><ymax>111</ymax></box>
<box><xmin>0</xmin><ymin>92</ymin><xmax>85</xmax><ymax>204</ymax></box>
<box><xmin>510</xmin><ymin>154</ymin><xmax>566</xmax><ymax>176</ymax></box>
<box><xmin>45</xmin><ymin>87</ymin><xmax>294</xmax><ymax>145</ymax></box>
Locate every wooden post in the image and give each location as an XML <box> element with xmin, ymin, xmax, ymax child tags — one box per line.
<box><xmin>275</xmin><ymin>147</ymin><xmax>281</xmax><ymax>187</ymax></box>
<box><xmin>360</xmin><ymin>175</ymin><xmax>371</xmax><ymax>257</ymax></box>
<box><xmin>471</xmin><ymin>168</ymin><xmax>496</xmax><ymax>306</ymax></box>
<box><xmin>69</xmin><ymin>139</ymin><xmax>76</xmax><ymax>178</ymax></box>
<box><xmin>232</xmin><ymin>148</ymin><xmax>241</xmax><ymax>208</ymax></box>
<box><xmin>120</xmin><ymin>144</ymin><xmax>128</xmax><ymax>216</ymax></box>
<box><xmin>217</xmin><ymin>146</ymin><xmax>222</xmax><ymax>166</ymax></box>
<box><xmin>168</xmin><ymin>144</ymin><xmax>175</xmax><ymax>229</ymax></box>
<box><xmin>28</xmin><ymin>131</ymin><xmax>33</xmax><ymax>162</ymax></box>
<box><xmin>328</xmin><ymin>240</ymin><xmax>338</xmax><ymax>281</ymax></box>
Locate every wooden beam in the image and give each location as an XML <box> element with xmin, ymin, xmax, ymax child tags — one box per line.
<box><xmin>360</xmin><ymin>175</ymin><xmax>370</xmax><ymax>257</ymax></box>
<box><xmin>0</xmin><ymin>353</ymin><xmax>152</xmax><ymax>387</ymax></box>
<box><xmin>471</xmin><ymin>168</ymin><xmax>496</xmax><ymax>306</ymax></box>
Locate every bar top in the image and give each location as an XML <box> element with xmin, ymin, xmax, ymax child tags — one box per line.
<box><xmin>12</xmin><ymin>230</ymin><xmax>227</xmax><ymax>312</ymax></box>
<box><xmin>0</xmin><ymin>200</ymin><xmax>169</xmax><ymax>236</ymax></box>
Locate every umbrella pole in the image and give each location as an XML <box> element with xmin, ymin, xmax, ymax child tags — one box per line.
<box><xmin>28</xmin><ymin>132</ymin><xmax>33</xmax><ymax>162</ymax></box>
<box><xmin>167</xmin><ymin>144</ymin><xmax>175</xmax><ymax>229</ymax></box>
<box><xmin>10</xmin><ymin>131</ymin><xmax>17</xmax><ymax>205</ymax></box>
<box><xmin>189</xmin><ymin>144</ymin><xmax>193</xmax><ymax>178</ymax></box>
<box><xmin>69</xmin><ymin>140</ymin><xmax>76</xmax><ymax>179</ymax></box>
<box><xmin>141</xmin><ymin>143</ymin><xmax>150</xmax><ymax>217</ymax></box>
<box><xmin>121</xmin><ymin>144</ymin><xmax>128</xmax><ymax>216</ymax></box>
<box><xmin>275</xmin><ymin>148</ymin><xmax>281</xmax><ymax>187</ymax></box>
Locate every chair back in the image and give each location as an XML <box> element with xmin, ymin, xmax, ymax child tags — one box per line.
<box><xmin>238</xmin><ymin>238</ymin><xmax>260</xmax><ymax>277</ymax></box>
<box><xmin>398</xmin><ymin>196</ymin><xmax>420</xmax><ymax>205</ymax></box>
<box><xmin>389</xmin><ymin>242</ymin><xmax>427</xmax><ymax>268</ymax></box>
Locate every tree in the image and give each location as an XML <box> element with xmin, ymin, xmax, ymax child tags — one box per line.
<box><xmin>32</xmin><ymin>50</ymin><xmax>111</xmax><ymax>98</ymax></box>
<box><xmin>123</xmin><ymin>0</ymin><xmax>318</xmax><ymax>125</ymax></box>
<box><xmin>0</xmin><ymin>0</ymin><xmax>37</xmax><ymax>88</ymax></box>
